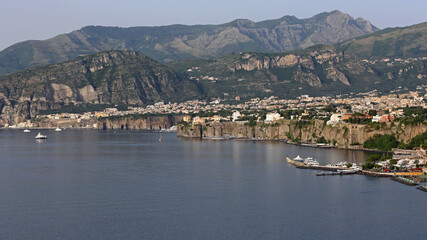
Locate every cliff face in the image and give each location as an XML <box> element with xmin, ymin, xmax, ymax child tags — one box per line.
<box><xmin>231</xmin><ymin>47</ymin><xmax>351</xmax><ymax>86</ymax></box>
<box><xmin>177</xmin><ymin>121</ymin><xmax>427</xmax><ymax>149</ymax></box>
<box><xmin>0</xmin><ymin>10</ymin><xmax>378</xmax><ymax>75</ymax></box>
<box><xmin>0</xmin><ymin>50</ymin><xmax>200</xmax><ymax>126</ymax></box>
<box><xmin>97</xmin><ymin>115</ymin><xmax>183</xmax><ymax>130</ymax></box>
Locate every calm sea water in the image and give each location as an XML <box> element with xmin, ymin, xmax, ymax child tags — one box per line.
<box><xmin>0</xmin><ymin>129</ymin><xmax>425</xmax><ymax>239</ymax></box>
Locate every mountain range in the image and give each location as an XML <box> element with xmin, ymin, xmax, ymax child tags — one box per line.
<box><xmin>1</xmin><ymin>11</ymin><xmax>427</xmax><ymax>126</ymax></box>
<box><xmin>0</xmin><ymin>10</ymin><xmax>377</xmax><ymax>75</ymax></box>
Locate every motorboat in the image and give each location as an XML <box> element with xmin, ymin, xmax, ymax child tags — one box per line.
<box><xmin>55</xmin><ymin>127</ymin><xmax>62</xmax><ymax>132</ymax></box>
<box><xmin>304</xmin><ymin>157</ymin><xmax>320</xmax><ymax>166</ymax></box>
<box><xmin>35</xmin><ymin>132</ymin><xmax>47</xmax><ymax>139</ymax></box>
<box><xmin>23</xmin><ymin>129</ymin><xmax>31</xmax><ymax>133</ymax></box>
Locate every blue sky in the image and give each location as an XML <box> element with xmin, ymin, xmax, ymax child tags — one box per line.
<box><xmin>1</xmin><ymin>0</ymin><xmax>426</xmax><ymax>50</ymax></box>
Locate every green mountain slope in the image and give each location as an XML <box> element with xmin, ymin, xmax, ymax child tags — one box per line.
<box><xmin>0</xmin><ymin>10</ymin><xmax>377</xmax><ymax>75</ymax></box>
<box><xmin>338</xmin><ymin>22</ymin><xmax>427</xmax><ymax>58</ymax></box>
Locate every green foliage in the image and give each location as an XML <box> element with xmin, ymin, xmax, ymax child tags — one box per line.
<box><xmin>368</xmin><ymin>110</ymin><xmax>377</xmax><ymax>116</ymax></box>
<box><xmin>362</xmin><ymin>162</ymin><xmax>375</xmax><ymax>170</ymax></box>
<box><xmin>397</xmin><ymin>106</ymin><xmax>427</xmax><ymax>125</ymax></box>
<box><xmin>363</xmin><ymin>134</ymin><xmax>399</xmax><ymax>151</ymax></box>
<box><xmin>343</xmin><ymin>126</ymin><xmax>349</xmax><ymax>137</ymax></box>
<box><xmin>366</xmin><ymin>122</ymin><xmax>387</xmax><ymax>131</ymax></box>
<box><xmin>400</xmin><ymin>130</ymin><xmax>427</xmax><ymax>149</ymax></box>
<box><xmin>245</xmin><ymin>119</ymin><xmax>257</xmax><ymax>127</ymax></box>
<box><xmin>316</xmin><ymin>136</ymin><xmax>327</xmax><ymax>144</ymax></box>
<box><xmin>366</xmin><ymin>154</ymin><xmax>381</xmax><ymax>162</ymax></box>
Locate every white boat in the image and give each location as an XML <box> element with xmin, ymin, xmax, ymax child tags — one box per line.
<box><xmin>304</xmin><ymin>157</ymin><xmax>320</xmax><ymax>166</ymax></box>
<box><xmin>55</xmin><ymin>127</ymin><xmax>62</xmax><ymax>132</ymax></box>
<box><xmin>293</xmin><ymin>155</ymin><xmax>304</xmax><ymax>161</ymax></box>
<box><xmin>23</xmin><ymin>129</ymin><xmax>31</xmax><ymax>133</ymax></box>
<box><xmin>35</xmin><ymin>132</ymin><xmax>47</xmax><ymax>139</ymax></box>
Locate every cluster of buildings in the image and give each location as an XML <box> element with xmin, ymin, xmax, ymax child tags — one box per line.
<box><xmin>375</xmin><ymin>149</ymin><xmax>427</xmax><ymax>174</ymax></box>
<box><xmin>5</xmin><ymin>85</ymin><xmax>427</xmax><ymax>128</ymax></box>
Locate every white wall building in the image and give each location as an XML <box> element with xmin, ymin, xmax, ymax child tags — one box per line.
<box><xmin>232</xmin><ymin>111</ymin><xmax>241</xmax><ymax>121</ymax></box>
<box><xmin>372</xmin><ymin>115</ymin><xmax>381</xmax><ymax>122</ymax></box>
<box><xmin>265</xmin><ymin>113</ymin><xmax>281</xmax><ymax>122</ymax></box>
<box><xmin>326</xmin><ymin>114</ymin><xmax>342</xmax><ymax>126</ymax></box>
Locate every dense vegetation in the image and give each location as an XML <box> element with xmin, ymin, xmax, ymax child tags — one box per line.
<box><xmin>363</xmin><ymin>134</ymin><xmax>399</xmax><ymax>151</ymax></box>
<box><xmin>397</xmin><ymin>106</ymin><xmax>427</xmax><ymax>125</ymax></box>
<box><xmin>399</xmin><ymin>130</ymin><xmax>427</xmax><ymax>149</ymax></box>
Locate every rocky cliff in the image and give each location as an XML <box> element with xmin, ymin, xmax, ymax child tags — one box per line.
<box><xmin>170</xmin><ymin>43</ymin><xmax>426</xmax><ymax>99</ymax></box>
<box><xmin>0</xmin><ymin>50</ymin><xmax>200</xmax><ymax>126</ymax></box>
<box><xmin>177</xmin><ymin>121</ymin><xmax>427</xmax><ymax>149</ymax></box>
<box><xmin>97</xmin><ymin>115</ymin><xmax>183</xmax><ymax>130</ymax></box>
<box><xmin>0</xmin><ymin>10</ymin><xmax>378</xmax><ymax>75</ymax></box>
<box><xmin>230</xmin><ymin>46</ymin><xmax>350</xmax><ymax>86</ymax></box>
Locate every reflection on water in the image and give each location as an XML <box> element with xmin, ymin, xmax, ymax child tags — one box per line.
<box><xmin>0</xmin><ymin>129</ymin><xmax>425</xmax><ymax>240</ymax></box>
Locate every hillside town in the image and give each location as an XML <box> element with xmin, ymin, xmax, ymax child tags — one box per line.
<box><xmin>7</xmin><ymin>84</ymin><xmax>425</xmax><ymax>130</ymax></box>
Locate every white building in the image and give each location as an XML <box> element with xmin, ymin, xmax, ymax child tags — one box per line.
<box><xmin>326</xmin><ymin>114</ymin><xmax>342</xmax><ymax>126</ymax></box>
<box><xmin>372</xmin><ymin>115</ymin><xmax>381</xmax><ymax>122</ymax></box>
<box><xmin>265</xmin><ymin>113</ymin><xmax>281</xmax><ymax>122</ymax></box>
<box><xmin>232</xmin><ymin>111</ymin><xmax>241</xmax><ymax>121</ymax></box>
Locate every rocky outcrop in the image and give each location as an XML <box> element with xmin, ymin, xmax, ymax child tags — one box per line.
<box><xmin>177</xmin><ymin>120</ymin><xmax>427</xmax><ymax>149</ymax></box>
<box><xmin>76</xmin><ymin>85</ymin><xmax>98</xmax><ymax>102</ymax></box>
<box><xmin>44</xmin><ymin>83</ymin><xmax>73</xmax><ymax>101</ymax></box>
<box><xmin>230</xmin><ymin>47</ymin><xmax>351</xmax><ymax>87</ymax></box>
<box><xmin>97</xmin><ymin>115</ymin><xmax>183</xmax><ymax>130</ymax></box>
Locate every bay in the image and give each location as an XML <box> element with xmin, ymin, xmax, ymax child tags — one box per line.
<box><xmin>0</xmin><ymin>129</ymin><xmax>425</xmax><ymax>239</ymax></box>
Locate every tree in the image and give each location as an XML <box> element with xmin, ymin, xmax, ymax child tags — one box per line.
<box><xmin>368</xmin><ymin>109</ymin><xmax>377</xmax><ymax>116</ymax></box>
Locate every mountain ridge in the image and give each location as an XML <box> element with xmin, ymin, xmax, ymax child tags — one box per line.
<box><xmin>0</xmin><ymin>10</ymin><xmax>378</xmax><ymax>75</ymax></box>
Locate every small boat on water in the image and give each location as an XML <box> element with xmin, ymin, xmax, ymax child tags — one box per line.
<box><xmin>35</xmin><ymin>132</ymin><xmax>47</xmax><ymax>139</ymax></box>
<box><xmin>55</xmin><ymin>127</ymin><xmax>62</xmax><ymax>132</ymax></box>
<box><xmin>23</xmin><ymin>129</ymin><xmax>31</xmax><ymax>133</ymax></box>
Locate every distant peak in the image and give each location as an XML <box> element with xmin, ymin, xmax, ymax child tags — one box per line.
<box><xmin>229</xmin><ymin>19</ymin><xmax>255</xmax><ymax>27</ymax></box>
<box><xmin>330</xmin><ymin>10</ymin><xmax>344</xmax><ymax>15</ymax></box>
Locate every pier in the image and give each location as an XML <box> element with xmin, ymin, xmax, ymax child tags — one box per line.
<box><xmin>286</xmin><ymin>157</ymin><xmax>348</xmax><ymax>172</ymax></box>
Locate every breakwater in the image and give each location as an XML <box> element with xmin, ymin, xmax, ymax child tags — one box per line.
<box><xmin>177</xmin><ymin>120</ymin><xmax>427</xmax><ymax>149</ymax></box>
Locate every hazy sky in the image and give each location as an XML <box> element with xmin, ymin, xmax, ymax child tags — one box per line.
<box><xmin>1</xmin><ymin>0</ymin><xmax>426</xmax><ymax>50</ymax></box>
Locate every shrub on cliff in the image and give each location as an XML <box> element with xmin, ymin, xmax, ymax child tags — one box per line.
<box><xmin>399</xmin><ymin>130</ymin><xmax>427</xmax><ymax>149</ymax></box>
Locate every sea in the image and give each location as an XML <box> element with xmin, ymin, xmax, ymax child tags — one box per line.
<box><xmin>0</xmin><ymin>129</ymin><xmax>425</xmax><ymax>239</ymax></box>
